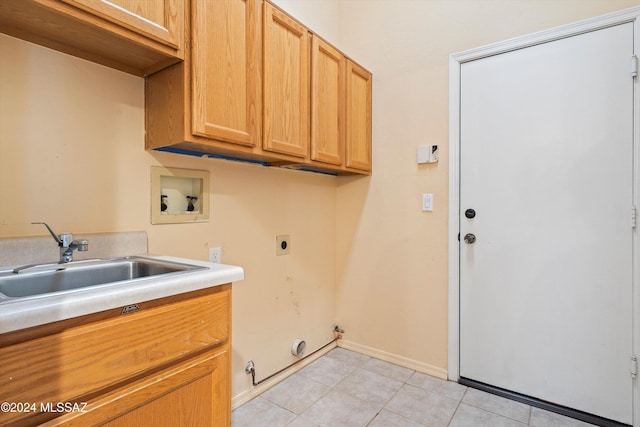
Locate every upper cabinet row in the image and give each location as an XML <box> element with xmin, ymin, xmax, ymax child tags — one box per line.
<box><xmin>146</xmin><ymin>0</ymin><xmax>372</xmax><ymax>175</ymax></box>
<box><xmin>1</xmin><ymin>0</ymin><xmax>372</xmax><ymax>175</ymax></box>
<box><xmin>0</xmin><ymin>0</ymin><xmax>184</xmax><ymax>76</ymax></box>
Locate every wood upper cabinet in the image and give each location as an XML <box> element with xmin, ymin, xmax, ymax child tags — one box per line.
<box><xmin>145</xmin><ymin>0</ymin><xmax>372</xmax><ymax>174</ymax></box>
<box><xmin>0</xmin><ymin>0</ymin><xmax>184</xmax><ymax>76</ymax></box>
<box><xmin>346</xmin><ymin>61</ymin><xmax>373</xmax><ymax>172</ymax></box>
<box><xmin>191</xmin><ymin>0</ymin><xmax>261</xmax><ymax>147</ymax></box>
<box><xmin>147</xmin><ymin>0</ymin><xmax>305</xmax><ymax>164</ymax></box>
<box><xmin>61</xmin><ymin>0</ymin><xmax>182</xmax><ymax>50</ymax></box>
<box><xmin>263</xmin><ymin>2</ymin><xmax>310</xmax><ymax>158</ymax></box>
<box><xmin>310</xmin><ymin>35</ymin><xmax>346</xmax><ymax>166</ymax></box>
<box><xmin>310</xmin><ymin>35</ymin><xmax>372</xmax><ymax>173</ymax></box>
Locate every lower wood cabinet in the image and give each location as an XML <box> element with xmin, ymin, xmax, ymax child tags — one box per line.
<box><xmin>99</xmin><ymin>350</ymin><xmax>230</xmax><ymax>427</ymax></box>
<box><xmin>0</xmin><ymin>285</ymin><xmax>232</xmax><ymax>427</ymax></box>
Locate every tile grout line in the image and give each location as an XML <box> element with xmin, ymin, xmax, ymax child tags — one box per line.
<box><xmin>282</xmin><ymin>358</ymin><xmax>356</xmax><ymax>426</ymax></box>
<box><xmin>280</xmin><ymin>379</ymin><xmax>333</xmax><ymax>426</ymax></box>
<box><xmin>237</xmin><ymin>350</ymin><xmax>596</xmax><ymax>427</ymax></box>
<box><xmin>446</xmin><ymin>386</ymin><xmax>469</xmax><ymax>427</ymax></box>
<box><xmin>368</xmin><ymin>369</ymin><xmax>420</xmax><ymax>426</ymax></box>
<box><xmin>302</xmin><ymin>352</ymin><xmax>390</xmax><ymax>427</ymax></box>
<box><xmin>462</xmin><ymin>389</ymin><xmax>532</xmax><ymax>425</ymax></box>
<box><xmin>243</xmin><ymin>349</ymin><xmax>533</xmax><ymax>427</ymax></box>
<box><xmin>360</xmin><ymin>360</ymin><xmax>418</xmax><ymax>426</ymax></box>
<box><xmin>334</xmin><ymin>353</ymin><xmax>422</xmax><ymax>426</ymax></box>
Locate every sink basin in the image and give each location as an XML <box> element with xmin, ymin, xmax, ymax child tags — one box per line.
<box><xmin>0</xmin><ymin>257</ymin><xmax>205</xmax><ymax>298</ymax></box>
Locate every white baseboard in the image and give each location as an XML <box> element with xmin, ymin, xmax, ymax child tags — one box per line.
<box><xmin>232</xmin><ymin>339</ymin><xmax>449</xmax><ymax>410</ymax></box>
<box><xmin>231</xmin><ymin>341</ymin><xmax>338</xmax><ymax>409</ymax></box>
<box><xmin>339</xmin><ymin>340</ymin><xmax>448</xmax><ymax>380</ymax></box>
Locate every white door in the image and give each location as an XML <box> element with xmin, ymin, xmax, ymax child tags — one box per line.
<box><xmin>459</xmin><ymin>23</ymin><xmax>634</xmax><ymax>424</ymax></box>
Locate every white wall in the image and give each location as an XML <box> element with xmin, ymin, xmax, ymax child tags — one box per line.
<box><xmin>335</xmin><ymin>0</ymin><xmax>640</xmax><ymax>376</ymax></box>
<box><xmin>0</xmin><ymin>0</ymin><xmax>341</xmax><ymax>405</ymax></box>
<box><xmin>2</xmin><ymin>0</ymin><xmax>639</xmax><ymax>411</ymax></box>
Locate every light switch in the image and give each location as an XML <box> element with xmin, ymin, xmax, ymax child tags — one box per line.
<box><xmin>422</xmin><ymin>194</ymin><xmax>433</xmax><ymax>212</ymax></box>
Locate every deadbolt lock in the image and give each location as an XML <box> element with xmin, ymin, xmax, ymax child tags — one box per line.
<box><xmin>464</xmin><ymin>233</ymin><xmax>476</xmax><ymax>244</ymax></box>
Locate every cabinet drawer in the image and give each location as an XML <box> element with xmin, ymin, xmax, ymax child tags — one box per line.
<box><xmin>0</xmin><ymin>286</ymin><xmax>229</xmax><ymax>426</ymax></box>
<box><xmin>42</xmin><ymin>348</ymin><xmax>229</xmax><ymax>427</ymax></box>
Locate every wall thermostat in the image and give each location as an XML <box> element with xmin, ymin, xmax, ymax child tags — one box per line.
<box><xmin>417</xmin><ymin>145</ymin><xmax>439</xmax><ymax>164</ymax></box>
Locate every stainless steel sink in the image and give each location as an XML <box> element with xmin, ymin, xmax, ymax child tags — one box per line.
<box><xmin>0</xmin><ymin>257</ymin><xmax>205</xmax><ymax>298</ymax></box>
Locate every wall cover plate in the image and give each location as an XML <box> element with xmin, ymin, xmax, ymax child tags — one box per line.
<box><xmin>276</xmin><ymin>235</ymin><xmax>290</xmax><ymax>255</ymax></box>
<box><xmin>151</xmin><ymin>166</ymin><xmax>210</xmax><ymax>224</ymax></box>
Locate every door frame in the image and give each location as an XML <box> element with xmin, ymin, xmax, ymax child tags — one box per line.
<box><xmin>448</xmin><ymin>6</ymin><xmax>640</xmax><ymax>424</ymax></box>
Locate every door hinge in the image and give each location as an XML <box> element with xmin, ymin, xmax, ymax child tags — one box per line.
<box><xmin>631</xmin><ymin>355</ymin><xmax>637</xmax><ymax>379</ymax></box>
<box><xmin>632</xmin><ymin>206</ymin><xmax>637</xmax><ymax>229</ymax></box>
<box><xmin>632</xmin><ymin>55</ymin><xmax>638</xmax><ymax>77</ymax></box>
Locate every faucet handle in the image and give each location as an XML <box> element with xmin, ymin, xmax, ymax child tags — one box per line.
<box><xmin>32</xmin><ymin>222</ymin><xmax>63</xmax><ymax>246</ymax></box>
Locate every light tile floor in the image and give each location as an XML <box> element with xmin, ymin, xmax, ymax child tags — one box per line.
<box><xmin>232</xmin><ymin>348</ymin><xmax>596</xmax><ymax>427</ymax></box>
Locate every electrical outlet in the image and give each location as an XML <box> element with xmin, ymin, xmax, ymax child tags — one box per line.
<box><xmin>276</xmin><ymin>235</ymin><xmax>290</xmax><ymax>255</ymax></box>
<box><xmin>209</xmin><ymin>247</ymin><xmax>222</xmax><ymax>263</ymax></box>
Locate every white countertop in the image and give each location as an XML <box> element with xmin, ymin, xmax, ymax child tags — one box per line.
<box><xmin>0</xmin><ymin>256</ymin><xmax>244</xmax><ymax>334</ymax></box>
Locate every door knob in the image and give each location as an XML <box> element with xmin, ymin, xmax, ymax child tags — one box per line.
<box><xmin>464</xmin><ymin>233</ymin><xmax>476</xmax><ymax>244</ymax></box>
<box><xmin>465</xmin><ymin>209</ymin><xmax>476</xmax><ymax>219</ymax></box>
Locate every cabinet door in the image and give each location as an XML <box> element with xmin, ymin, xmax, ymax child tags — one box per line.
<box><xmin>0</xmin><ymin>287</ymin><xmax>230</xmax><ymax>426</ymax></box>
<box><xmin>310</xmin><ymin>36</ymin><xmax>345</xmax><ymax>166</ymax></box>
<box><xmin>263</xmin><ymin>2</ymin><xmax>310</xmax><ymax>158</ymax></box>
<box><xmin>61</xmin><ymin>0</ymin><xmax>183</xmax><ymax>49</ymax></box>
<box><xmin>345</xmin><ymin>61</ymin><xmax>372</xmax><ymax>171</ymax></box>
<box><xmin>52</xmin><ymin>350</ymin><xmax>230</xmax><ymax>427</ymax></box>
<box><xmin>192</xmin><ymin>0</ymin><xmax>262</xmax><ymax>147</ymax></box>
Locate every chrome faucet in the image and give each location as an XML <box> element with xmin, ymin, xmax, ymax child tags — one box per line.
<box><xmin>32</xmin><ymin>222</ymin><xmax>89</xmax><ymax>263</ymax></box>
